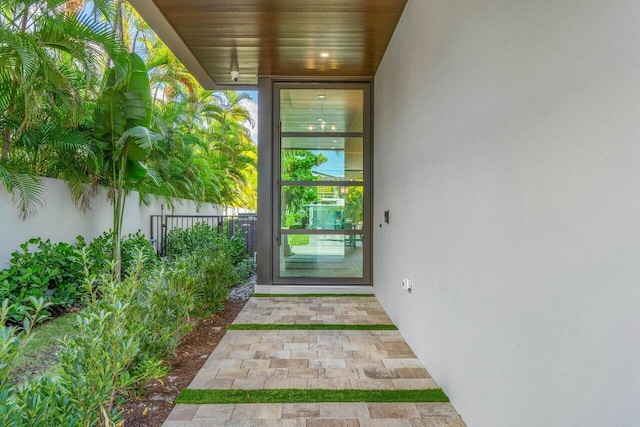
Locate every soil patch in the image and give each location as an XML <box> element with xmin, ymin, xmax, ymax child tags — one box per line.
<box><xmin>122</xmin><ymin>298</ymin><xmax>248</xmax><ymax>426</ymax></box>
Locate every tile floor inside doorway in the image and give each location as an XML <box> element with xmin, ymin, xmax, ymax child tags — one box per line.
<box><xmin>163</xmin><ymin>296</ymin><xmax>466</xmax><ymax>426</ymax></box>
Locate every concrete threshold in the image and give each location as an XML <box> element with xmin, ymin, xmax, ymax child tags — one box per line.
<box><xmin>254</xmin><ymin>285</ymin><xmax>374</xmax><ymax>295</ymax></box>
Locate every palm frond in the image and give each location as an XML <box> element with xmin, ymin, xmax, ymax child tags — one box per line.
<box><xmin>65</xmin><ymin>171</ymin><xmax>97</xmax><ymax>212</ymax></box>
<box><xmin>0</xmin><ymin>163</ymin><xmax>44</xmax><ymax>220</ymax></box>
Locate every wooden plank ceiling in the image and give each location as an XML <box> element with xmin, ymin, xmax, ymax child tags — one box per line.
<box><xmin>132</xmin><ymin>0</ymin><xmax>407</xmax><ymax>88</ymax></box>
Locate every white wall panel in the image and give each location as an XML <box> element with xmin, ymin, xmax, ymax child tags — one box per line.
<box><xmin>374</xmin><ymin>1</ymin><xmax>640</xmax><ymax>425</ymax></box>
<box><xmin>0</xmin><ymin>177</ymin><xmax>229</xmax><ymax>268</ymax></box>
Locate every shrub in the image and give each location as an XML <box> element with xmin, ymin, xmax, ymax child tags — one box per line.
<box><xmin>165</xmin><ymin>222</ymin><xmax>217</xmax><ymax>257</ymax></box>
<box><xmin>165</xmin><ymin>222</ymin><xmax>248</xmax><ymax>266</ymax></box>
<box><xmin>0</xmin><ymin>231</ymin><xmax>156</xmax><ymax>324</ymax></box>
<box><xmin>167</xmin><ymin>249</ymin><xmax>237</xmax><ymax>316</ymax></box>
<box><xmin>121</xmin><ymin>231</ymin><xmax>157</xmax><ymax>274</ymax></box>
<box><xmin>234</xmin><ymin>258</ymin><xmax>256</xmax><ymax>283</ymax></box>
<box><xmin>0</xmin><ymin>238</ymin><xmax>84</xmax><ymax>322</ymax></box>
<box><xmin>0</xmin><ymin>231</ymin><xmax>248</xmax><ymax>423</ymax></box>
<box><xmin>0</xmin><ymin>254</ymin><xmax>182</xmax><ymax>425</ymax></box>
<box><xmin>84</xmin><ymin>230</ymin><xmax>156</xmax><ymax>277</ymax></box>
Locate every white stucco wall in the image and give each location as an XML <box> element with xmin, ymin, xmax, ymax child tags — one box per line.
<box><xmin>373</xmin><ymin>1</ymin><xmax>640</xmax><ymax>426</ymax></box>
<box><xmin>0</xmin><ymin>177</ymin><xmax>231</xmax><ymax>268</ymax></box>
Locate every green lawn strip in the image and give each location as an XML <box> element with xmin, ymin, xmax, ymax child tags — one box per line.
<box><xmin>228</xmin><ymin>323</ymin><xmax>397</xmax><ymax>331</ymax></box>
<box><xmin>176</xmin><ymin>388</ymin><xmax>449</xmax><ymax>404</ymax></box>
<box><xmin>252</xmin><ymin>293</ymin><xmax>374</xmax><ymax>298</ymax></box>
<box><xmin>12</xmin><ymin>311</ymin><xmax>78</xmax><ymax>384</ymax></box>
<box><xmin>288</xmin><ymin>235</ymin><xmax>310</xmax><ymax>246</ymax></box>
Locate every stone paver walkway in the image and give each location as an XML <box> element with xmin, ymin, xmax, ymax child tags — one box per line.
<box><xmin>233</xmin><ymin>297</ymin><xmax>393</xmax><ymax>325</ymax></box>
<box><xmin>163</xmin><ymin>296</ymin><xmax>465</xmax><ymax>426</ymax></box>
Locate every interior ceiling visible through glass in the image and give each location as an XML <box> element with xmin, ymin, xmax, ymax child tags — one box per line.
<box><xmin>280</xmin><ymin>89</ymin><xmax>364</xmax><ymax>133</ymax></box>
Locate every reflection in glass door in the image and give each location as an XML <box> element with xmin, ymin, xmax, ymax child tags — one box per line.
<box><xmin>274</xmin><ymin>84</ymin><xmax>371</xmax><ymax>284</ymax></box>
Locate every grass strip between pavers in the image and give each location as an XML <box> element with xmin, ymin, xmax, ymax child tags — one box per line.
<box><xmin>227</xmin><ymin>323</ymin><xmax>398</xmax><ymax>331</ymax></box>
<box><xmin>176</xmin><ymin>388</ymin><xmax>449</xmax><ymax>404</ymax></box>
<box><xmin>252</xmin><ymin>293</ymin><xmax>375</xmax><ymax>298</ymax></box>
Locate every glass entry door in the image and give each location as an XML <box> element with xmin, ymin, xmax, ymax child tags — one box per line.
<box><xmin>273</xmin><ymin>83</ymin><xmax>371</xmax><ymax>284</ymax></box>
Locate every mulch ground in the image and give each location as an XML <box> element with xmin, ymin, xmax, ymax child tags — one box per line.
<box><xmin>122</xmin><ymin>298</ymin><xmax>248</xmax><ymax>427</ymax></box>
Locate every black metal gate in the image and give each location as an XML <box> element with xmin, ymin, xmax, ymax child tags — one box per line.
<box><xmin>150</xmin><ymin>214</ymin><xmax>257</xmax><ymax>257</ymax></box>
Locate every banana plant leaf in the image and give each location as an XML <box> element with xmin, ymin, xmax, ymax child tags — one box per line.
<box><xmin>94</xmin><ymin>53</ymin><xmax>159</xmax><ymax>184</ymax></box>
<box><xmin>127</xmin><ymin>53</ymin><xmax>152</xmax><ymax>128</ymax></box>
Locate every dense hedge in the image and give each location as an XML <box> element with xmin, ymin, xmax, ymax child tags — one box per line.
<box><xmin>0</xmin><ymin>226</ymin><xmax>256</xmax><ymax>425</ymax></box>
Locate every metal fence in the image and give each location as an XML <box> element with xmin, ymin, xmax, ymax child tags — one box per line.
<box><xmin>150</xmin><ymin>214</ymin><xmax>257</xmax><ymax>257</ymax></box>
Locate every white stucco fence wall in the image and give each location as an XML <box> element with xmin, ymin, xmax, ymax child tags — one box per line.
<box><xmin>0</xmin><ymin>177</ymin><xmax>244</xmax><ymax>268</ymax></box>
<box><xmin>374</xmin><ymin>1</ymin><xmax>640</xmax><ymax>426</ymax></box>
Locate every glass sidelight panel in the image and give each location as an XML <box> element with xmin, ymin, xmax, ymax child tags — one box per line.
<box><xmin>279</xmin><ymin>234</ymin><xmax>364</xmax><ymax>278</ymax></box>
<box><xmin>281</xmin><ymin>137</ymin><xmax>364</xmax><ymax>181</ymax></box>
<box><xmin>281</xmin><ymin>185</ymin><xmax>364</xmax><ymax>230</ymax></box>
<box><xmin>280</xmin><ymin>89</ymin><xmax>364</xmax><ymax>133</ymax></box>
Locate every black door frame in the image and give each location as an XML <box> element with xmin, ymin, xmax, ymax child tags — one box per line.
<box><xmin>256</xmin><ymin>78</ymin><xmax>373</xmax><ymax>286</ymax></box>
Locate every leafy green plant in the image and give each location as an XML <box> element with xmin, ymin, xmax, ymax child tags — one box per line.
<box><xmin>201</xmin><ymin>252</ymin><xmax>237</xmax><ymax>312</ymax></box>
<box><xmin>0</xmin><ymin>238</ymin><xmax>84</xmax><ymax>321</ymax></box>
<box><xmin>0</xmin><ymin>231</ymin><xmax>156</xmax><ymax>324</ymax></box>
<box><xmin>166</xmin><ymin>222</ymin><xmax>217</xmax><ymax>257</ymax></box>
<box><xmin>93</xmin><ymin>52</ymin><xmax>160</xmax><ymax>281</ymax></box>
<box><xmin>0</xmin><ymin>229</ymin><xmax>249</xmax><ymax>423</ymax></box>
<box><xmin>121</xmin><ymin>231</ymin><xmax>158</xmax><ymax>273</ymax></box>
<box><xmin>233</xmin><ymin>258</ymin><xmax>256</xmax><ymax>283</ymax></box>
<box><xmin>166</xmin><ymin>250</ymin><xmax>236</xmax><ymax>316</ymax></box>
<box><xmin>84</xmin><ymin>230</ymin><xmax>156</xmax><ymax>275</ymax></box>
<box><xmin>0</xmin><ymin>253</ymin><xmax>184</xmax><ymax>425</ymax></box>
<box><xmin>0</xmin><ymin>298</ymin><xmax>52</xmax><ymax>424</ymax></box>
<box><xmin>0</xmin><ymin>1</ymin><xmax>128</xmax><ymax>220</ymax></box>
<box><xmin>165</xmin><ymin>221</ymin><xmax>248</xmax><ymax>266</ymax></box>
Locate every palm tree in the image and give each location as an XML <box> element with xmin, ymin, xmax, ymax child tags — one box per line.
<box><xmin>146</xmin><ymin>42</ymin><xmax>199</xmax><ymax>104</ymax></box>
<box><xmin>0</xmin><ymin>0</ymin><xmax>128</xmax><ymax>217</ymax></box>
<box><xmin>208</xmin><ymin>91</ymin><xmax>257</xmax><ymax>206</ymax></box>
<box><xmin>148</xmin><ymin>84</ymin><xmax>257</xmax><ymax>209</ymax></box>
<box><xmin>1</xmin><ymin>0</ymin><xmax>258</xmax><ymax>224</ymax></box>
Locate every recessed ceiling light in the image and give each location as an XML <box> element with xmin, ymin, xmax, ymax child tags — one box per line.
<box><xmin>308</xmin><ymin>125</ymin><xmax>314</xmax><ymax>131</ymax></box>
<box><xmin>320</xmin><ymin>52</ymin><xmax>330</xmax><ymax>58</ymax></box>
<box><xmin>331</xmin><ymin>126</ymin><xmax>337</xmax><ymax>131</ymax></box>
<box><xmin>318</xmin><ymin>94</ymin><xmax>326</xmax><ymax>100</ymax></box>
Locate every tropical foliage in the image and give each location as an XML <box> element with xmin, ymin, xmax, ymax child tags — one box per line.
<box><xmin>0</xmin><ymin>0</ymin><xmax>128</xmax><ymax>217</ymax></box>
<box><xmin>0</xmin><ymin>0</ymin><xmax>257</xmax><ymax>223</ymax></box>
